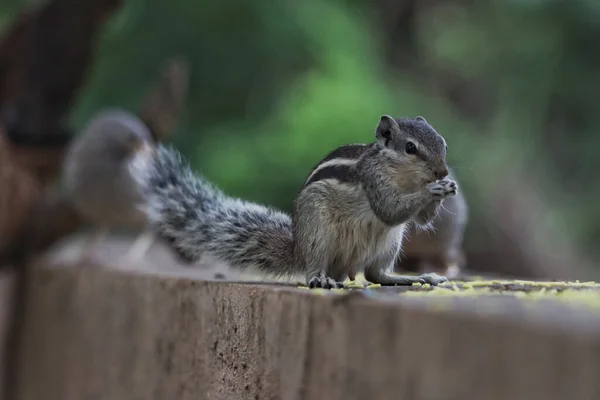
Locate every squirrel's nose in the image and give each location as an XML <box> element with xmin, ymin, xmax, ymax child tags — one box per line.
<box><xmin>435</xmin><ymin>167</ymin><xmax>449</xmax><ymax>180</ymax></box>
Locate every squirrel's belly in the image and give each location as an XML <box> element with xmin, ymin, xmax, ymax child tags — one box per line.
<box><xmin>334</xmin><ymin>219</ymin><xmax>406</xmax><ymax>271</ymax></box>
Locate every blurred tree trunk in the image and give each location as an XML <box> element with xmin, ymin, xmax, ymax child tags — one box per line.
<box><xmin>0</xmin><ymin>1</ymin><xmax>122</xmax><ymax>399</ymax></box>
<box><xmin>0</xmin><ymin>0</ymin><xmax>121</xmax><ymax>182</ymax></box>
<box><xmin>377</xmin><ymin>0</ymin><xmax>492</xmax><ymax>122</ymax></box>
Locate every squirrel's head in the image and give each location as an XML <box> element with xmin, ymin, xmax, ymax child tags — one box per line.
<box><xmin>374</xmin><ymin>115</ymin><xmax>448</xmax><ymax>187</ymax></box>
<box><xmin>82</xmin><ymin>110</ymin><xmax>154</xmax><ymax>162</ymax></box>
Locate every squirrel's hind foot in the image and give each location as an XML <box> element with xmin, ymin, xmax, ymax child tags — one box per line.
<box><xmin>417</xmin><ymin>272</ymin><xmax>448</xmax><ymax>285</ymax></box>
<box><xmin>307</xmin><ymin>274</ymin><xmax>344</xmax><ymax>289</ymax></box>
<box><xmin>366</xmin><ymin>272</ymin><xmax>448</xmax><ymax>287</ymax></box>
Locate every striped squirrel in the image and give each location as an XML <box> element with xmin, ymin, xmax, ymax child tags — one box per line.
<box><xmin>396</xmin><ymin>170</ymin><xmax>468</xmax><ymax>279</ymax></box>
<box><xmin>130</xmin><ymin>115</ymin><xmax>458</xmax><ymax>288</ymax></box>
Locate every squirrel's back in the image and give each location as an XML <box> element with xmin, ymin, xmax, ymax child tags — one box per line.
<box><xmin>130</xmin><ymin>145</ymin><xmax>294</xmax><ymax>275</ymax></box>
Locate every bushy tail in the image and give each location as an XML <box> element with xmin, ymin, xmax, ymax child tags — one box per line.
<box><xmin>130</xmin><ymin>145</ymin><xmax>294</xmax><ymax>276</ymax></box>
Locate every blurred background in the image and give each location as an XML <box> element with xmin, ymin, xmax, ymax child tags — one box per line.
<box><xmin>1</xmin><ymin>0</ymin><xmax>600</xmax><ymax>280</ymax></box>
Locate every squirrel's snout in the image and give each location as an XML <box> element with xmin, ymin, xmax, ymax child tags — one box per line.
<box><xmin>434</xmin><ymin>167</ymin><xmax>449</xmax><ymax>180</ymax></box>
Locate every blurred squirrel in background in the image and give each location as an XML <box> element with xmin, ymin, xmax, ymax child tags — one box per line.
<box><xmin>59</xmin><ymin>58</ymin><xmax>189</xmax><ymax>264</ymax></box>
<box><xmin>395</xmin><ymin>170</ymin><xmax>468</xmax><ymax>279</ymax></box>
<box><xmin>62</xmin><ymin>109</ymin><xmax>157</xmax><ymax>262</ymax></box>
<box><xmin>131</xmin><ymin>115</ymin><xmax>459</xmax><ymax>288</ymax></box>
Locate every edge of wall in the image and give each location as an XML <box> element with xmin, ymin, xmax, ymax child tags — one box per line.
<box><xmin>14</xmin><ymin>264</ymin><xmax>600</xmax><ymax>400</ymax></box>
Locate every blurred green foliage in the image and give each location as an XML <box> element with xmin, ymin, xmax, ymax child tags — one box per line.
<box><xmin>71</xmin><ymin>0</ymin><xmax>474</xmax><ymax>209</ymax></box>
<box><xmin>2</xmin><ymin>0</ymin><xmax>600</xmax><ymax>264</ymax></box>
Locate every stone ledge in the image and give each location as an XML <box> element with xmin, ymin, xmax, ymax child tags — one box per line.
<box><xmin>14</xmin><ymin>264</ymin><xmax>600</xmax><ymax>400</ymax></box>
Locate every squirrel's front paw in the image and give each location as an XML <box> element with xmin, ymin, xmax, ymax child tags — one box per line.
<box><xmin>307</xmin><ymin>273</ymin><xmax>344</xmax><ymax>289</ymax></box>
<box><xmin>426</xmin><ymin>179</ymin><xmax>457</xmax><ymax>200</ymax></box>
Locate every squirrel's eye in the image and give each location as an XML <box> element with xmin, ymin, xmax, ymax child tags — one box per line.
<box><xmin>405</xmin><ymin>142</ymin><xmax>417</xmax><ymax>155</ymax></box>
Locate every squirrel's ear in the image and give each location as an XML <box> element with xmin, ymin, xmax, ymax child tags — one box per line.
<box><xmin>376</xmin><ymin>115</ymin><xmax>399</xmax><ymax>146</ymax></box>
<box><xmin>415</xmin><ymin>116</ymin><xmax>427</xmax><ymax>124</ymax></box>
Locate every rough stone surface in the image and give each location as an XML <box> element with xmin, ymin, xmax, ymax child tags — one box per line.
<box><xmin>0</xmin><ymin>269</ymin><xmax>16</xmax><ymax>398</ymax></box>
<box><xmin>13</xmin><ymin>263</ymin><xmax>600</xmax><ymax>400</ymax></box>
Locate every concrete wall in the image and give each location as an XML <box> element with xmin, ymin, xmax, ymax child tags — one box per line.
<box><xmin>12</xmin><ymin>264</ymin><xmax>600</xmax><ymax>400</ymax></box>
<box><xmin>0</xmin><ymin>270</ymin><xmax>16</xmax><ymax>399</ymax></box>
